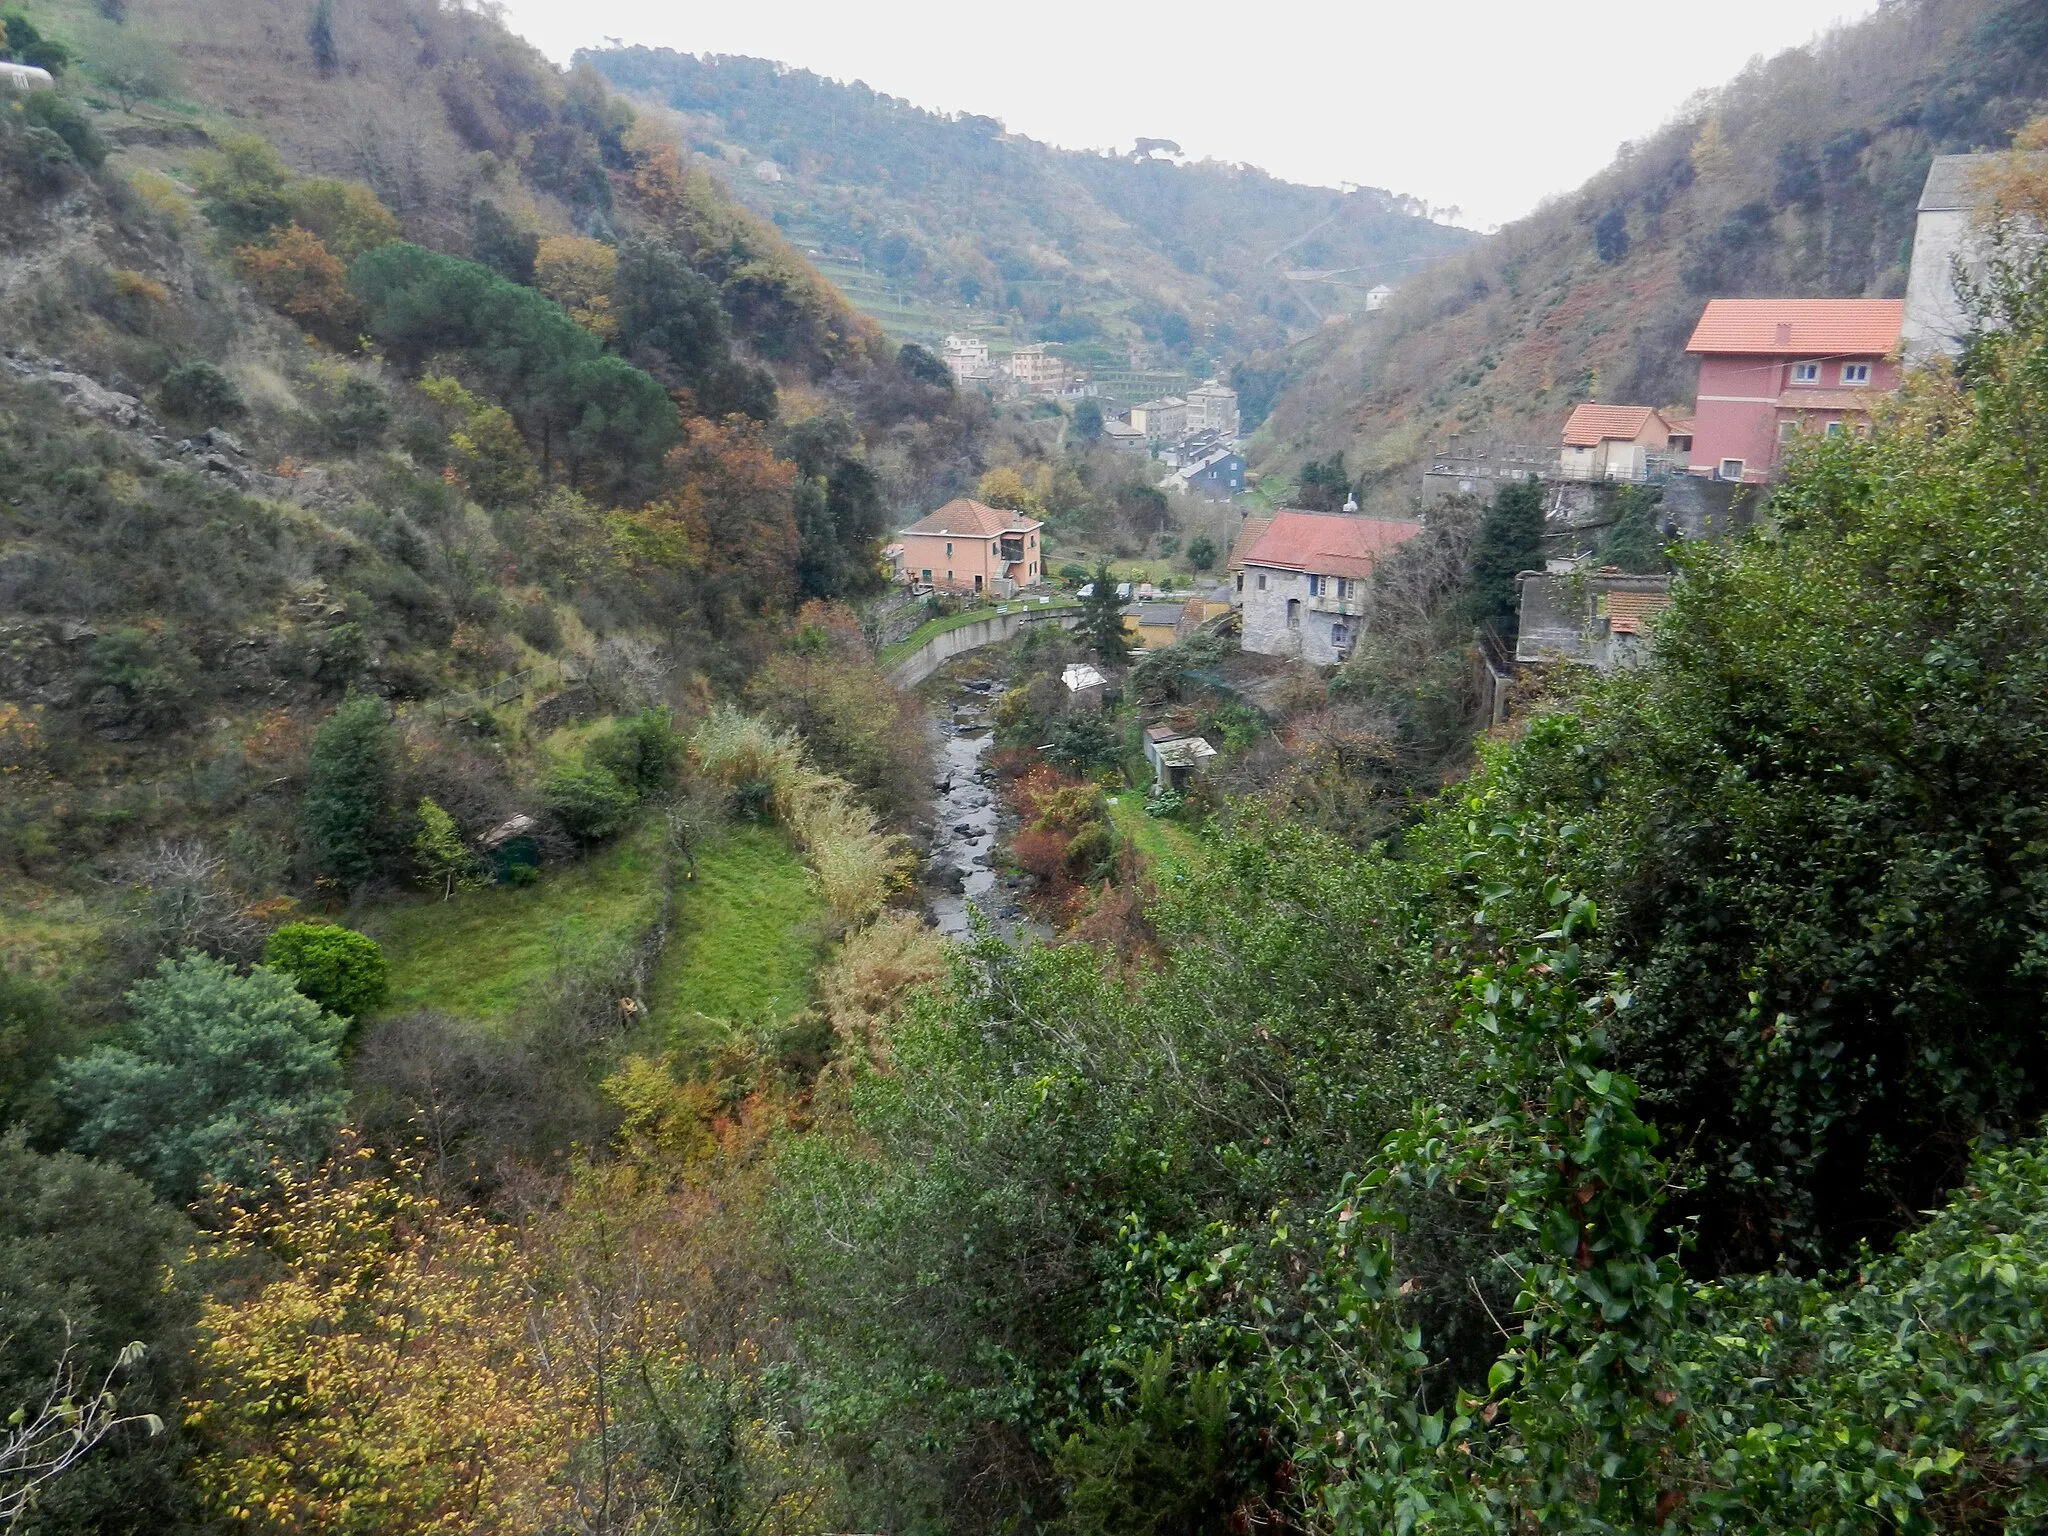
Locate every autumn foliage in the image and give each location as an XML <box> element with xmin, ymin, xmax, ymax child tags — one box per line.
<box><xmin>187</xmin><ymin>1142</ymin><xmax>583</xmax><ymax>1535</ymax></box>
<box><xmin>237</xmin><ymin>225</ymin><xmax>360</xmax><ymax>346</ymax></box>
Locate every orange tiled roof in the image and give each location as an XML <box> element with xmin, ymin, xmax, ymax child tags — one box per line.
<box><xmin>1225</xmin><ymin>516</ymin><xmax>1275</xmax><ymax>572</ymax></box>
<box><xmin>1604</xmin><ymin>589</ymin><xmax>1671</xmax><ymax>635</ymax></box>
<box><xmin>1685</xmin><ymin>299</ymin><xmax>1903</xmax><ymax>356</ymax></box>
<box><xmin>1240</xmin><ymin>511</ymin><xmax>1424</xmax><ymax>582</ymax></box>
<box><xmin>1561</xmin><ymin>404</ymin><xmax>1665</xmax><ymax>447</ymax></box>
<box><xmin>899</xmin><ymin>498</ymin><xmax>1042</xmax><ymax>538</ymax></box>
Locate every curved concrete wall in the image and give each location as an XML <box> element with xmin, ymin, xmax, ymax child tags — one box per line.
<box><xmin>886</xmin><ymin>608</ymin><xmax>1080</xmax><ymax>689</ymax></box>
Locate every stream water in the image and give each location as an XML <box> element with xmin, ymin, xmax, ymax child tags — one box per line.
<box><xmin>923</xmin><ymin>674</ymin><xmax>1026</xmax><ymax>940</ymax></box>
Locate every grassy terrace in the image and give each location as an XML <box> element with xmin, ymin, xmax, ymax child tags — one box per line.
<box><xmin>364</xmin><ymin>816</ymin><xmax>669</xmax><ymax>1023</ymax></box>
<box><xmin>879</xmin><ymin>596</ymin><xmax>1080</xmax><ymax>670</ymax></box>
<box><xmin>1105</xmin><ymin>792</ymin><xmax>1206</xmax><ymax>879</ymax></box>
<box><xmin>648</xmin><ymin>823</ymin><xmax>825</xmax><ymax>1058</ymax></box>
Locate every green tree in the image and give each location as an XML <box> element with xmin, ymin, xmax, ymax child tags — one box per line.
<box><xmin>262</xmin><ymin>923</ymin><xmax>389</xmax><ymax>1017</ymax></box>
<box><xmin>1593</xmin><ymin>484</ymin><xmax>1665</xmax><ymax>571</ymax></box>
<box><xmin>0</xmin><ymin>10</ymin><xmax>70</xmax><ymax>72</ymax></box>
<box><xmin>0</xmin><ymin>968</ymin><xmax>69</xmax><ymax>1129</ymax></box>
<box><xmin>541</xmin><ymin>763</ymin><xmax>638</xmax><ymax>844</ymax></box>
<box><xmin>408</xmin><ymin>799</ymin><xmax>485</xmax><ymax>901</ymax></box>
<box><xmin>306</xmin><ymin>0</ymin><xmax>336</xmax><ymax>74</ymax></box>
<box><xmin>154</xmin><ymin>361</ymin><xmax>243</xmax><ymax>422</ymax></box>
<box><xmin>1467</xmin><ymin>477</ymin><xmax>1545</xmax><ymax>630</ymax></box>
<box><xmin>0</xmin><ymin>1134</ymin><xmax>196</xmax><ymax>1536</ymax></box>
<box><xmin>1070</xmin><ymin>397</ymin><xmax>1105</xmax><ymax>444</ymax></box>
<box><xmin>587</xmin><ymin>709</ymin><xmax>681</xmax><ymax>798</ymax></box>
<box><xmin>301</xmin><ymin>695</ymin><xmax>396</xmax><ymax>890</ymax></box>
<box><xmin>1080</xmin><ymin>562</ymin><xmax>1131</xmax><ymax>667</ymax></box>
<box><xmin>58</xmin><ymin>954</ymin><xmax>346</xmax><ymax>1204</ymax></box>
<box><xmin>1185</xmin><ymin>533</ymin><xmax>1217</xmax><ymax>571</ymax></box>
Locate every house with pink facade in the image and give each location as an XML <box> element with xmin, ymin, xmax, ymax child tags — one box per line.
<box><xmin>896</xmin><ymin>499</ymin><xmax>1044</xmax><ymax>597</ymax></box>
<box><xmin>1684</xmin><ymin>299</ymin><xmax>1905</xmax><ymax>482</ymax></box>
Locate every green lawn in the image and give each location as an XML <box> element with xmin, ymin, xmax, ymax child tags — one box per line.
<box><xmin>649</xmin><ymin>823</ymin><xmax>826</xmax><ymax>1056</ymax></box>
<box><xmin>364</xmin><ymin>816</ymin><xmax>669</xmax><ymax>1022</ymax></box>
<box><xmin>1106</xmin><ymin>793</ymin><xmax>1206</xmax><ymax>878</ymax></box>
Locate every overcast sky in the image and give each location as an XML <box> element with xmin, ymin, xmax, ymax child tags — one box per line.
<box><xmin>500</xmin><ymin>0</ymin><xmax>1880</xmax><ymax>231</ymax></box>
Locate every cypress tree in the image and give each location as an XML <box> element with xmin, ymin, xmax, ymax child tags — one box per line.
<box><xmin>1468</xmin><ymin>478</ymin><xmax>1547</xmax><ymax>632</ymax></box>
<box><xmin>301</xmin><ymin>695</ymin><xmax>395</xmax><ymax>890</ymax></box>
<box><xmin>1081</xmin><ymin>562</ymin><xmax>1132</xmax><ymax>667</ymax></box>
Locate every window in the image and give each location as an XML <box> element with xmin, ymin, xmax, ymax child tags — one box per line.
<box><xmin>1841</xmin><ymin>362</ymin><xmax>1871</xmax><ymax>385</ymax></box>
<box><xmin>1718</xmin><ymin>458</ymin><xmax>1745</xmax><ymax>481</ymax></box>
<box><xmin>1336</xmin><ymin>577</ymin><xmax>1349</xmax><ymax>599</ymax></box>
<box><xmin>920</xmin><ymin>568</ymin><xmax>932</xmax><ymax>583</ymax></box>
<box><xmin>1331</xmin><ymin>623</ymin><xmax>1348</xmax><ymax>647</ymax></box>
<box><xmin>1306</xmin><ymin>574</ymin><xmax>1321</xmax><ymax>596</ymax></box>
<box><xmin>1235</xmin><ymin>572</ymin><xmax>1243</xmax><ymax>593</ymax></box>
<box><xmin>946</xmin><ymin>570</ymin><xmax>953</xmax><ymax>582</ymax></box>
<box><xmin>1778</xmin><ymin>419</ymin><xmax>1800</xmax><ymax>443</ymax></box>
<box><xmin>1286</xmin><ymin>599</ymin><xmax>1300</xmax><ymax>629</ymax></box>
<box><xmin>1256</xmin><ymin>572</ymin><xmax>1267</xmax><ymax>591</ymax></box>
<box><xmin>1028</xmin><ymin>534</ymin><xmax>1035</xmax><ymax>547</ymax></box>
<box><xmin>944</xmin><ymin>541</ymin><xmax>953</xmax><ymax>555</ymax></box>
<box><xmin>1791</xmin><ymin>361</ymin><xmax>1820</xmax><ymax>384</ymax></box>
<box><xmin>1824</xmin><ymin>421</ymin><xmax>1845</xmax><ymax>437</ymax></box>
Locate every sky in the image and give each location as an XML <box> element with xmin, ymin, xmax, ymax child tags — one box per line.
<box><xmin>499</xmin><ymin>0</ymin><xmax>1882</xmax><ymax>231</ymax></box>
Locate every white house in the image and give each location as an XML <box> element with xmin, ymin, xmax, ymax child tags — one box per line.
<box><xmin>941</xmin><ymin>333</ymin><xmax>995</xmax><ymax>386</ymax></box>
<box><xmin>1237</xmin><ymin>511</ymin><xmax>1424</xmax><ymax>664</ymax></box>
<box><xmin>1364</xmin><ymin>284</ymin><xmax>1394</xmax><ymax>311</ymax></box>
<box><xmin>1901</xmin><ymin>152</ymin><xmax>2048</xmax><ymax>361</ymax></box>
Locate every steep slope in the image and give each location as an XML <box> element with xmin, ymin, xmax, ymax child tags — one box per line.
<box><xmin>584</xmin><ymin>47</ymin><xmax>1473</xmax><ymax>383</ymax></box>
<box><xmin>1253</xmin><ymin>0</ymin><xmax>2048</xmax><ymax>505</ymax></box>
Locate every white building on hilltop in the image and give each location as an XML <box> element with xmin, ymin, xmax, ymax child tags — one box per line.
<box><xmin>941</xmin><ymin>334</ymin><xmax>995</xmax><ymax>386</ymax></box>
<box><xmin>1365</xmin><ymin>283</ymin><xmax>1394</xmax><ymax>311</ymax></box>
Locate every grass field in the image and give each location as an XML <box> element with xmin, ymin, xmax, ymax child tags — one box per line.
<box><xmin>648</xmin><ymin>823</ymin><xmax>826</xmax><ymax>1056</ymax></box>
<box><xmin>364</xmin><ymin>816</ymin><xmax>669</xmax><ymax>1022</ymax></box>
<box><xmin>1105</xmin><ymin>793</ymin><xmax>1206</xmax><ymax>879</ymax></box>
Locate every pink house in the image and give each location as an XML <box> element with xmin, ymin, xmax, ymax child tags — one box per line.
<box><xmin>1685</xmin><ymin>299</ymin><xmax>1904</xmax><ymax>482</ymax></box>
<box><xmin>896</xmin><ymin>498</ymin><xmax>1044</xmax><ymax>597</ymax></box>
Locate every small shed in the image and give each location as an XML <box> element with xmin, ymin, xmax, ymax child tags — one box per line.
<box><xmin>1061</xmin><ymin>662</ymin><xmax>1107</xmax><ymax>710</ymax></box>
<box><xmin>1125</xmin><ymin>600</ymin><xmax>1186</xmax><ymax>651</ymax></box>
<box><xmin>1143</xmin><ymin>726</ymin><xmax>1217</xmax><ymax>791</ymax></box>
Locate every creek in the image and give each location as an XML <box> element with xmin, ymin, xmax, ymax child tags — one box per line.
<box><xmin>923</xmin><ymin>670</ymin><xmax>1030</xmax><ymax>941</ymax></box>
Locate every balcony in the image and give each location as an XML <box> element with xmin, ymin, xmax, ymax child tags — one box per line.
<box><xmin>1306</xmin><ymin>583</ymin><xmax>1365</xmax><ymax>618</ymax></box>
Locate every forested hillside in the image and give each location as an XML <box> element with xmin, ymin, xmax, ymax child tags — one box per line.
<box><xmin>585</xmin><ymin>47</ymin><xmax>1473</xmax><ymax>382</ymax></box>
<box><xmin>1254</xmin><ymin>0</ymin><xmax>2048</xmax><ymax>505</ymax></box>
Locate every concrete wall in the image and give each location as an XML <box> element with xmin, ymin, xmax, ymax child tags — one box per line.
<box><xmin>1903</xmin><ymin>206</ymin><xmax>1974</xmax><ymax>362</ymax></box>
<box><xmin>886</xmin><ymin>609</ymin><xmax>1080</xmax><ymax>689</ymax></box>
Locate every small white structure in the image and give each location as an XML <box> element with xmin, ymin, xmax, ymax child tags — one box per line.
<box><xmin>1061</xmin><ymin>662</ymin><xmax>1106</xmax><ymax>710</ymax></box>
<box><xmin>1142</xmin><ymin>726</ymin><xmax>1216</xmax><ymax>791</ymax></box>
<box><xmin>0</xmin><ymin>62</ymin><xmax>55</xmax><ymax>93</ymax></box>
<box><xmin>1364</xmin><ymin>283</ymin><xmax>1394</xmax><ymax>311</ymax></box>
<box><xmin>753</xmin><ymin>159</ymin><xmax>783</xmax><ymax>183</ymax></box>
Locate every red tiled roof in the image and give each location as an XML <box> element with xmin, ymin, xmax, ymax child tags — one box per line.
<box><xmin>1685</xmin><ymin>299</ymin><xmax>1903</xmax><ymax>356</ymax></box>
<box><xmin>1662</xmin><ymin>414</ymin><xmax>1695</xmax><ymax>437</ymax></box>
<box><xmin>1561</xmin><ymin>404</ymin><xmax>1665</xmax><ymax>447</ymax></box>
<box><xmin>1225</xmin><ymin>516</ymin><xmax>1275</xmax><ymax>571</ymax></box>
<box><xmin>899</xmin><ymin>498</ymin><xmax>1042</xmax><ymax>538</ymax></box>
<box><xmin>1240</xmin><ymin>511</ymin><xmax>1424</xmax><ymax>582</ymax></box>
<box><xmin>1604</xmin><ymin>589</ymin><xmax>1671</xmax><ymax>635</ymax></box>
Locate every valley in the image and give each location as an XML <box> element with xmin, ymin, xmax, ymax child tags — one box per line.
<box><xmin>2</xmin><ymin>0</ymin><xmax>2048</xmax><ymax>1533</ymax></box>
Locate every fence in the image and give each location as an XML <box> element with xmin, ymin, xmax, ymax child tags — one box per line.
<box><xmin>424</xmin><ymin>658</ymin><xmax>577</xmax><ymax>720</ymax></box>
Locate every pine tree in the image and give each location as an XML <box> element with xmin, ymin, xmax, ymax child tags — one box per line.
<box><xmin>1081</xmin><ymin>562</ymin><xmax>1131</xmax><ymax>667</ymax></box>
<box><xmin>307</xmin><ymin>0</ymin><xmax>337</xmax><ymax>75</ymax></box>
<box><xmin>1468</xmin><ymin>479</ymin><xmax>1547</xmax><ymax>632</ymax></box>
<box><xmin>301</xmin><ymin>696</ymin><xmax>395</xmax><ymax>891</ymax></box>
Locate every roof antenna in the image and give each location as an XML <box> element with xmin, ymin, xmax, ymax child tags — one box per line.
<box><xmin>1342</xmin><ymin>492</ymin><xmax>1359</xmax><ymax>513</ymax></box>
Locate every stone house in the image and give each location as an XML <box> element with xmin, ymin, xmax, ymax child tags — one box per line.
<box><xmin>1515</xmin><ymin>570</ymin><xmax>1673</xmax><ymax>670</ymax></box>
<box><xmin>1236</xmin><ymin>511</ymin><xmax>1424</xmax><ymax>664</ymax></box>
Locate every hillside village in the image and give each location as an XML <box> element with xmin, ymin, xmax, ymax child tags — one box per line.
<box><xmin>5</xmin><ymin>1</ymin><xmax>2048</xmax><ymax>1533</ymax></box>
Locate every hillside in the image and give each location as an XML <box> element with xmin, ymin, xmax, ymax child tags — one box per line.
<box><xmin>583</xmin><ymin>47</ymin><xmax>1473</xmax><ymax>392</ymax></box>
<box><xmin>1252</xmin><ymin>0</ymin><xmax>2048</xmax><ymax>505</ymax></box>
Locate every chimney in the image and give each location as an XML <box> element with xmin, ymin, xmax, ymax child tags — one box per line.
<box><xmin>1775</xmin><ymin>321</ymin><xmax>1792</xmax><ymax>345</ymax></box>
